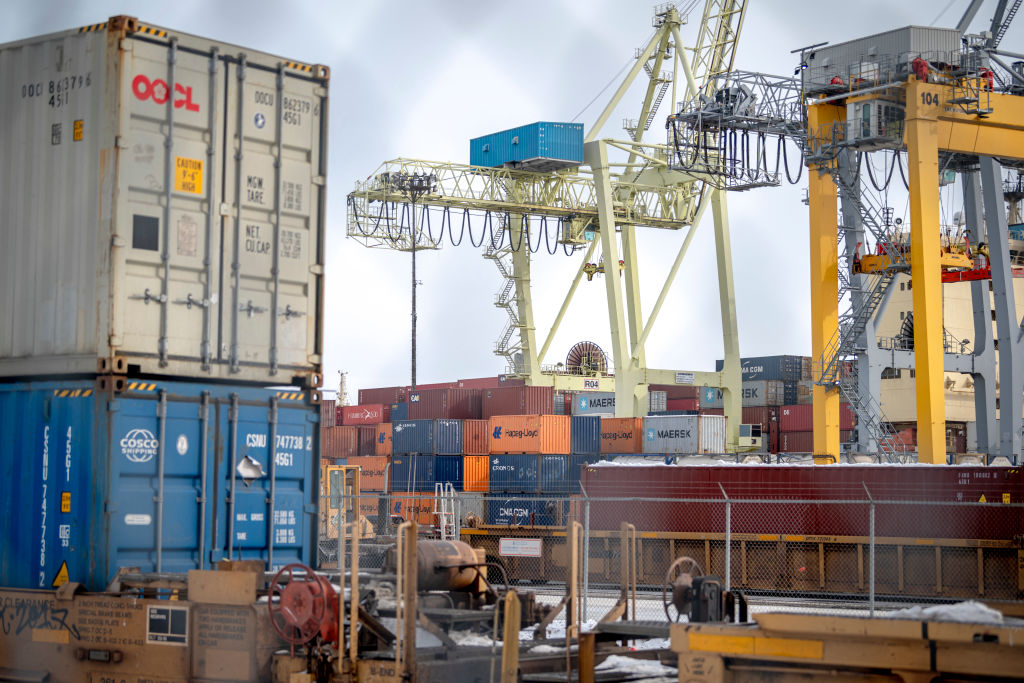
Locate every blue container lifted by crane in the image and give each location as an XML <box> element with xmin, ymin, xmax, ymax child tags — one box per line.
<box><xmin>470</xmin><ymin>121</ymin><xmax>583</xmax><ymax>172</ymax></box>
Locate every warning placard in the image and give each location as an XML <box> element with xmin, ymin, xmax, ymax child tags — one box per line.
<box><xmin>147</xmin><ymin>605</ymin><xmax>189</xmax><ymax>645</ymax></box>
<box><xmin>174</xmin><ymin>156</ymin><xmax>203</xmax><ymax>195</ymax></box>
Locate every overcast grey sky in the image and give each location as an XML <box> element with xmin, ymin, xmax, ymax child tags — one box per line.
<box><xmin>3</xmin><ymin>1</ymin><xmax>1019</xmax><ymax>399</ymax></box>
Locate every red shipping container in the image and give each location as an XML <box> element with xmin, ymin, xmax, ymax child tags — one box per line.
<box><xmin>357</xmin><ymin>425</ymin><xmax>377</xmax><ymax>457</ymax></box>
<box><xmin>404</xmin><ymin>381</ymin><xmax>457</xmax><ymax>394</ymax></box>
<box><xmin>407</xmin><ymin>387</ymin><xmax>482</xmax><ymax>420</ymax></box>
<box><xmin>482</xmin><ymin>386</ymin><xmax>554</xmax><ymax>419</ymax></box>
<box><xmin>649</xmin><ymin>384</ymin><xmax>700</xmax><ymax>400</ymax></box>
<box><xmin>348</xmin><ymin>455</ymin><xmax>390</xmax><ymax>491</ymax></box>
<box><xmin>322</xmin><ymin>426</ymin><xmax>358</xmax><ymax>460</ymax></box>
<box><xmin>667</xmin><ymin>398</ymin><xmax>699</xmax><ymax>411</ymax></box>
<box><xmin>779</xmin><ymin>404</ymin><xmax>855</xmax><ymax>432</ymax></box>
<box><xmin>741</xmin><ymin>406</ymin><xmax>777</xmax><ymax>429</ymax></box>
<box><xmin>375</xmin><ymin>423</ymin><xmax>393</xmax><ymax>456</ymax></box>
<box><xmin>358</xmin><ymin>387</ymin><xmax>405</xmax><ymax>405</ymax></box>
<box><xmin>321</xmin><ymin>399</ymin><xmax>337</xmax><ymax>428</ymax></box>
<box><xmin>779</xmin><ymin>430</ymin><xmax>853</xmax><ymax>452</ymax></box>
<box><xmin>342</xmin><ymin>403</ymin><xmax>386</xmax><ymax>425</ymax></box>
<box><xmin>463</xmin><ymin>419</ymin><xmax>491</xmax><ymax>455</ymax></box>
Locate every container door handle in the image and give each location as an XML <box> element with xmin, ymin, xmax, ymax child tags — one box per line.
<box><xmin>239</xmin><ymin>300</ymin><xmax>267</xmax><ymax>317</ymax></box>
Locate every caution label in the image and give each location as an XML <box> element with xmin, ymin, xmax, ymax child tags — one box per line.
<box><xmin>174</xmin><ymin>156</ymin><xmax>203</xmax><ymax>195</ymax></box>
<box><xmin>52</xmin><ymin>561</ymin><xmax>69</xmax><ymax>588</ymax></box>
<box><xmin>73</xmin><ymin>119</ymin><xmax>84</xmax><ymax>141</ymax></box>
<box><xmin>979</xmin><ymin>494</ymin><xmax>987</xmax><ymax>503</ymax></box>
<box><xmin>1003</xmin><ymin>493</ymin><xmax>1010</xmax><ymax>504</ymax></box>
<box><xmin>61</xmin><ymin>492</ymin><xmax>71</xmax><ymax>513</ymax></box>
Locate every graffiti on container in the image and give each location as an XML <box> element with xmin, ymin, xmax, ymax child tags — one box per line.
<box><xmin>0</xmin><ymin>597</ymin><xmax>80</xmax><ymax>639</ymax></box>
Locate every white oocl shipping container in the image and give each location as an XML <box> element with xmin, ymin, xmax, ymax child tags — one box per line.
<box><xmin>0</xmin><ymin>16</ymin><xmax>328</xmax><ymax>386</ymax></box>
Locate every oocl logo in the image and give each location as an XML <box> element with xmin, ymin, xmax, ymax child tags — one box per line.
<box><xmin>132</xmin><ymin>74</ymin><xmax>200</xmax><ymax>112</ymax></box>
<box><xmin>121</xmin><ymin>428</ymin><xmax>159</xmax><ymax>463</ymax></box>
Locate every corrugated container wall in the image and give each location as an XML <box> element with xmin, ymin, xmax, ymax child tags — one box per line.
<box><xmin>390</xmin><ymin>493</ymin><xmax>436</xmax><ymax>526</ymax></box>
<box><xmin>489</xmin><ymin>454</ymin><xmax>539</xmax><ymax>494</ymax></box>
<box><xmin>571</xmin><ymin>392</ymin><xmax>616</xmax><ymax>416</ymax></box>
<box><xmin>700</xmin><ymin>380</ymin><xmax>785</xmax><ymax>408</ymax></box>
<box><xmin>462</xmin><ymin>456</ymin><xmax>489</xmax><ymax>492</ymax></box>
<box><xmin>779</xmin><ymin>404</ymin><xmax>855</xmax><ymax>432</ymax></box>
<box><xmin>374</xmin><ymin>423</ymin><xmax>392</xmax><ymax>456</ymax></box>
<box><xmin>341</xmin><ymin>404</ymin><xmax>385</xmax><ymax>425</ymax></box>
<box><xmin>359</xmin><ymin>387</ymin><xmax>405</xmax><ymax>406</ymax></box>
<box><xmin>391</xmin><ymin>420</ymin><xmax>433</xmax><ymax>455</ymax></box>
<box><xmin>433</xmin><ymin>419</ymin><xmax>464</xmax><ymax>455</ymax></box>
<box><xmin>0</xmin><ymin>18</ymin><xmax>328</xmax><ymax>385</ymax></box>
<box><xmin>600</xmin><ymin>417</ymin><xmax>642</xmax><ymax>453</ymax></box>
<box><xmin>649</xmin><ymin>391</ymin><xmax>668</xmax><ymax>414</ymax></box>
<box><xmin>320</xmin><ymin>399</ymin><xmax>337</xmax><ymax>428</ymax></box>
<box><xmin>390</xmin><ymin>454</ymin><xmax>435</xmax><ymax>492</ymax></box>
<box><xmin>470</xmin><ymin>121</ymin><xmax>583</xmax><ymax>171</ymax></box>
<box><xmin>462</xmin><ymin>419</ymin><xmax>491</xmax><ymax>455</ymax></box>
<box><xmin>570</xmin><ymin>416</ymin><xmax>601</xmax><ymax>455</ymax></box>
<box><xmin>434</xmin><ymin>455</ymin><xmax>463</xmax><ymax>491</ymax></box>
<box><xmin>408</xmin><ymin>388</ymin><xmax>481</xmax><ymax>420</ymax></box>
<box><xmin>715</xmin><ymin>356</ymin><xmax>805</xmax><ymax>382</ymax></box>
<box><xmin>643</xmin><ymin>415</ymin><xmax>725</xmax><ymax>454</ymax></box>
<box><xmin>698</xmin><ymin>415</ymin><xmax>727</xmax><ymax>453</ymax></box>
<box><xmin>357</xmin><ymin>425</ymin><xmax>376</xmax><ymax>457</ymax></box>
<box><xmin>481</xmin><ymin>386</ymin><xmax>554</xmax><ymax>419</ymax></box>
<box><xmin>390</xmin><ymin>402</ymin><xmax>409</xmax><ymax>422</ymax></box>
<box><xmin>489</xmin><ymin>415</ymin><xmax>570</xmax><ymax>454</ymax></box>
<box><xmin>0</xmin><ymin>379</ymin><xmax>318</xmax><ymax>590</ymax></box>
<box><xmin>322</xmin><ymin>426</ymin><xmax>357</xmax><ymax>460</ymax></box>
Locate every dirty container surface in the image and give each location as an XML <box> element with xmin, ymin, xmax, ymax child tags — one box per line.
<box><xmin>0</xmin><ymin>379</ymin><xmax>318</xmax><ymax>591</ymax></box>
<box><xmin>0</xmin><ymin>19</ymin><xmax>329</xmax><ymax>385</ymax></box>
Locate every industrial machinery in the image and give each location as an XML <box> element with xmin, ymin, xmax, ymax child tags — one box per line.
<box><xmin>347</xmin><ymin>2</ymin><xmax>753</xmax><ymax>451</ymax></box>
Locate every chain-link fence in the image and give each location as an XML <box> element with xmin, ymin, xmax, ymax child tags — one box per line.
<box><xmin>320</xmin><ymin>489</ymin><xmax>1024</xmax><ymax>624</ymax></box>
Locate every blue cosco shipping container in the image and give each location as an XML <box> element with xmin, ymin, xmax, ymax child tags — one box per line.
<box><xmin>434</xmin><ymin>455</ymin><xmax>464</xmax><ymax>492</ymax></box>
<box><xmin>489</xmin><ymin>454</ymin><xmax>539</xmax><ymax>494</ymax></box>
<box><xmin>390</xmin><ymin>454</ymin><xmax>435</xmax><ymax>492</ymax></box>
<box><xmin>390</xmin><ymin>402</ymin><xmax>409</xmax><ymax>422</ymax></box>
<box><xmin>0</xmin><ymin>379</ymin><xmax>318</xmax><ymax>591</ymax></box>
<box><xmin>487</xmin><ymin>495</ymin><xmax>567</xmax><ymax>526</ymax></box>
<box><xmin>434</xmin><ymin>419</ymin><xmax>464</xmax><ymax>455</ymax></box>
<box><xmin>570</xmin><ymin>415</ymin><xmax>601</xmax><ymax>455</ymax></box>
<box><xmin>470</xmin><ymin>122</ymin><xmax>583</xmax><ymax>171</ymax></box>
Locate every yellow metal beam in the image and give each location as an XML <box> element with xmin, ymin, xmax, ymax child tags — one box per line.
<box><xmin>806</xmin><ymin>102</ymin><xmax>843</xmax><ymax>462</ymax></box>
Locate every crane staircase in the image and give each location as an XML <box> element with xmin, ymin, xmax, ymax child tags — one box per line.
<box><xmin>817</xmin><ymin>167</ymin><xmax>909</xmax><ymax>461</ymax></box>
<box><xmin>485</xmin><ymin>225</ymin><xmax>522</xmax><ymax>374</ymax></box>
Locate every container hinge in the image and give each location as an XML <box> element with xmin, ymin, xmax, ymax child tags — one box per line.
<box><xmin>114</xmin><ymin>135</ymin><xmax>129</xmax><ymax>149</ymax></box>
<box><xmin>309</xmin><ymin>264</ymin><xmax>324</xmax><ymax>275</ymax></box>
<box><xmin>219</xmin><ymin>202</ymin><xmax>233</xmax><ymax>217</ymax></box>
<box><xmin>312</xmin><ymin>175</ymin><xmax>326</xmax><ymax>186</ymax></box>
<box><xmin>104</xmin><ymin>501</ymin><xmax>118</xmax><ymax>513</ymax></box>
<box><xmin>239</xmin><ymin>300</ymin><xmax>267</xmax><ymax>317</ymax></box>
<box><xmin>303</xmin><ymin>503</ymin><xmax>317</xmax><ymax>514</ymax></box>
<box><xmin>130</xmin><ymin>288</ymin><xmax>167</xmax><ymax>306</ymax></box>
<box><xmin>278</xmin><ymin>305</ymin><xmax>304</xmax><ymax>320</ymax></box>
<box><xmin>173</xmin><ymin>293</ymin><xmax>214</xmax><ymax>310</ymax></box>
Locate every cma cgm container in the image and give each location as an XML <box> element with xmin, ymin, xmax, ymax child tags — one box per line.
<box><xmin>487</xmin><ymin>496</ymin><xmax>567</xmax><ymax>526</ymax></box>
<box><xmin>489</xmin><ymin>415</ymin><xmax>570</xmax><ymax>454</ymax></box>
<box><xmin>481</xmin><ymin>386</ymin><xmax>554</xmax><ymax>419</ymax></box>
<box><xmin>642</xmin><ymin>415</ymin><xmax>727</xmax><ymax>454</ymax></box>
<box><xmin>0</xmin><ymin>379</ymin><xmax>318</xmax><ymax>591</ymax></box>
<box><xmin>715</xmin><ymin>355</ymin><xmax>805</xmax><ymax>382</ymax></box>
<box><xmin>0</xmin><ymin>17</ymin><xmax>328</xmax><ymax>386</ymax></box>
<box><xmin>470</xmin><ymin>121</ymin><xmax>583</xmax><ymax>172</ymax></box>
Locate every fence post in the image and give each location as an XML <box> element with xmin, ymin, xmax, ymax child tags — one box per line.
<box><xmin>863</xmin><ymin>482</ymin><xmax>875</xmax><ymax>617</ymax></box>
<box><xmin>719</xmin><ymin>484</ymin><xmax>731</xmax><ymax>592</ymax></box>
<box><xmin>582</xmin><ymin>495</ymin><xmax>591</xmax><ymax>622</ymax></box>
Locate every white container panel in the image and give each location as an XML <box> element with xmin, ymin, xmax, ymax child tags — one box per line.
<box><xmin>698</xmin><ymin>415</ymin><xmax>727</xmax><ymax>453</ymax></box>
<box><xmin>642</xmin><ymin>415</ymin><xmax>700</xmax><ymax>454</ymax></box>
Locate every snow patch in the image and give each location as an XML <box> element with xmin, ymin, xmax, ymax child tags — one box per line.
<box><xmin>887</xmin><ymin>601</ymin><xmax>1003</xmax><ymax>624</ymax></box>
<box><xmin>595</xmin><ymin>654</ymin><xmax>678</xmax><ymax>675</ymax></box>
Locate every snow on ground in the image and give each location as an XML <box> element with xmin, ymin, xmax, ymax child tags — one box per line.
<box><xmin>595</xmin><ymin>654</ymin><xmax>677</xmax><ymax>677</ymax></box>
<box><xmin>887</xmin><ymin>601</ymin><xmax>1004</xmax><ymax>624</ymax></box>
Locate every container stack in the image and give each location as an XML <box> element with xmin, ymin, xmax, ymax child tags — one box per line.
<box><xmin>0</xmin><ymin>18</ymin><xmax>330</xmax><ymax>591</ymax></box>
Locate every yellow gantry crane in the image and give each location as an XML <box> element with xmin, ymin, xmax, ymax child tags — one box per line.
<box><xmin>347</xmin><ymin>2</ymin><xmax>749</xmax><ymax>447</ymax></box>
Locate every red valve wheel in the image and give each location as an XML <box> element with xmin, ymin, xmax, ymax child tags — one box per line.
<box><xmin>267</xmin><ymin>563</ymin><xmax>329</xmax><ymax>646</ymax></box>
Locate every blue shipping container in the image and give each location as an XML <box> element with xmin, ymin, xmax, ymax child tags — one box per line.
<box><xmin>470</xmin><ymin>122</ymin><xmax>584</xmax><ymax>171</ymax></box>
<box><xmin>488</xmin><ymin>454</ymin><xmax>539</xmax><ymax>494</ymax></box>
<box><xmin>434</xmin><ymin>419</ymin><xmax>464</xmax><ymax>455</ymax></box>
<box><xmin>390</xmin><ymin>402</ymin><xmax>409</xmax><ymax>421</ymax></box>
<box><xmin>569</xmin><ymin>454</ymin><xmax>604</xmax><ymax>493</ymax></box>
<box><xmin>487</xmin><ymin>495</ymin><xmax>567</xmax><ymax>526</ymax></box>
<box><xmin>434</xmin><ymin>455</ymin><xmax>464</xmax><ymax>492</ymax></box>
<box><xmin>0</xmin><ymin>379</ymin><xmax>318</xmax><ymax>591</ymax></box>
<box><xmin>539</xmin><ymin>455</ymin><xmax>569</xmax><ymax>494</ymax></box>
<box><xmin>570</xmin><ymin>415</ymin><xmax>601</xmax><ymax>455</ymax></box>
<box><xmin>390</xmin><ymin>454</ymin><xmax>435</xmax><ymax>492</ymax></box>
<box><xmin>392</xmin><ymin>419</ymin><xmax>433</xmax><ymax>454</ymax></box>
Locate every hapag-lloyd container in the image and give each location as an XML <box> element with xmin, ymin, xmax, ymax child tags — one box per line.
<box><xmin>642</xmin><ymin>415</ymin><xmax>727</xmax><ymax>454</ymax></box>
<box><xmin>374</xmin><ymin>422</ymin><xmax>392</xmax><ymax>456</ymax></box>
<box><xmin>489</xmin><ymin>415</ymin><xmax>570</xmax><ymax>454</ymax></box>
<box><xmin>0</xmin><ymin>17</ymin><xmax>328</xmax><ymax>385</ymax></box>
<box><xmin>600</xmin><ymin>417</ymin><xmax>642</xmax><ymax>453</ymax></box>
<box><xmin>347</xmin><ymin>456</ymin><xmax>389</xmax><ymax>492</ymax></box>
<box><xmin>341</xmin><ymin>404</ymin><xmax>385</xmax><ymax>425</ymax></box>
<box><xmin>0</xmin><ymin>379</ymin><xmax>318</xmax><ymax>590</ymax></box>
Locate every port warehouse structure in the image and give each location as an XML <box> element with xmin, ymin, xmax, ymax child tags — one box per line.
<box><xmin>0</xmin><ymin>17</ymin><xmax>329</xmax><ymax>590</ymax></box>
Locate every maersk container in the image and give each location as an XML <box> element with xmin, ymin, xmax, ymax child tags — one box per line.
<box><xmin>470</xmin><ymin>122</ymin><xmax>583</xmax><ymax>172</ymax></box>
<box><xmin>572</xmin><ymin>392</ymin><xmax>616</xmax><ymax>416</ymax></box>
<box><xmin>0</xmin><ymin>17</ymin><xmax>328</xmax><ymax>386</ymax></box>
<box><xmin>489</xmin><ymin>454</ymin><xmax>539</xmax><ymax>494</ymax></box>
<box><xmin>643</xmin><ymin>414</ymin><xmax>727</xmax><ymax>454</ymax></box>
<box><xmin>0</xmin><ymin>379</ymin><xmax>318</xmax><ymax>591</ymax></box>
<box><xmin>700</xmin><ymin>380</ymin><xmax>785</xmax><ymax>408</ymax></box>
<box><xmin>434</xmin><ymin>455</ymin><xmax>464</xmax><ymax>492</ymax></box>
<box><xmin>390</xmin><ymin>454</ymin><xmax>434</xmax><ymax>492</ymax></box>
<box><xmin>570</xmin><ymin>415</ymin><xmax>601</xmax><ymax>455</ymax></box>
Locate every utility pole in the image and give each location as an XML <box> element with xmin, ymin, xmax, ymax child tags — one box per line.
<box><xmin>387</xmin><ymin>172</ymin><xmax>437</xmax><ymax>390</ymax></box>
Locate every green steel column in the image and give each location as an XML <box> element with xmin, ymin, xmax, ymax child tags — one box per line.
<box><xmin>585</xmin><ymin>140</ymin><xmax>635</xmax><ymax>417</ymax></box>
<box><xmin>711</xmin><ymin>189</ymin><xmax>741</xmax><ymax>451</ymax></box>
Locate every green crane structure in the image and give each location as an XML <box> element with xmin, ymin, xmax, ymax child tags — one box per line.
<box><xmin>347</xmin><ymin>2</ymin><xmax>749</xmax><ymax>448</ymax></box>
